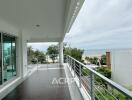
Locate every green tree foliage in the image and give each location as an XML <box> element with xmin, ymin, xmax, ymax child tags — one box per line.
<box><xmin>27</xmin><ymin>46</ymin><xmax>46</xmax><ymax>64</ymax></box>
<box><xmin>85</xmin><ymin>55</ymin><xmax>106</xmax><ymax>65</ymax></box>
<box><xmin>85</xmin><ymin>56</ymin><xmax>90</xmax><ymax>62</ymax></box>
<box><xmin>64</xmin><ymin>47</ymin><xmax>84</xmax><ymax>62</ymax></box>
<box><xmin>100</xmin><ymin>54</ymin><xmax>106</xmax><ymax>65</ymax></box>
<box><xmin>46</xmin><ymin>45</ymin><xmax>59</xmax><ymax>63</ymax></box>
<box><xmin>95</xmin><ymin>67</ymin><xmax>111</xmax><ymax>90</ymax></box>
<box><xmin>96</xmin><ymin>67</ymin><xmax>111</xmax><ymax>79</ymax></box>
<box><xmin>35</xmin><ymin>50</ymin><xmax>46</xmax><ymax>64</ymax></box>
<box><xmin>89</xmin><ymin>57</ymin><xmax>98</xmax><ymax>64</ymax></box>
<box><xmin>27</xmin><ymin>46</ymin><xmax>34</xmax><ymax>64</ymax></box>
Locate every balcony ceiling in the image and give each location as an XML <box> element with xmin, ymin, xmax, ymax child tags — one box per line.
<box><xmin>0</xmin><ymin>0</ymin><xmax>84</xmax><ymax>42</ymax></box>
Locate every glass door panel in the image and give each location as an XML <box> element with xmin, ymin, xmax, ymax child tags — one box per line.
<box><xmin>3</xmin><ymin>35</ymin><xmax>12</xmax><ymax>81</ymax></box>
<box><xmin>3</xmin><ymin>34</ymin><xmax>16</xmax><ymax>82</ymax></box>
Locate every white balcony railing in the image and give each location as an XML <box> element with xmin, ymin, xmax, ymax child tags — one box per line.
<box><xmin>65</xmin><ymin>55</ymin><xmax>132</xmax><ymax>100</ymax></box>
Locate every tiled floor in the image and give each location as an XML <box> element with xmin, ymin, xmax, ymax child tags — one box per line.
<box><xmin>3</xmin><ymin>65</ymin><xmax>71</xmax><ymax>100</ymax></box>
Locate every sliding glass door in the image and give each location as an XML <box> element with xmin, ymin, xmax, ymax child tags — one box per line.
<box><xmin>3</xmin><ymin>34</ymin><xmax>16</xmax><ymax>82</ymax></box>
<box><xmin>0</xmin><ymin>33</ymin><xmax>16</xmax><ymax>84</ymax></box>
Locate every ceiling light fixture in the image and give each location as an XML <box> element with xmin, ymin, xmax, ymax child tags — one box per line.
<box><xmin>36</xmin><ymin>24</ymin><xmax>40</xmax><ymax>27</ymax></box>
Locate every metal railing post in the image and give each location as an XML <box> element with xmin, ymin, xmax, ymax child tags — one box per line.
<box><xmin>71</xmin><ymin>58</ymin><xmax>72</xmax><ymax>71</ymax></box>
<box><xmin>79</xmin><ymin>64</ymin><xmax>82</xmax><ymax>88</ymax></box>
<box><xmin>66</xmin><ymin>55</ymin><xmax>68</xmax><ymax>63</ymax></box>
<box><xmin>35</xmin><ymin>58</ymin><xmax>38</xmax><ymax>72</ymax></box>
<box><xmin>67</xmin><ymin>56</ymin><xmax>69</xmax><ymax>64</ymax></box>
<box><xmin>69</xmin><ymin>57</ymin><xmax>71</xmax><ymax>69</ymax></box>
<box><xmin>90</xmin><ymin>72</ymin><xmax>94</xmax><ymax>100</ymax></box>
<box><xmin>69</xmin><ymin>57</ymin><xmax>70</xmax><ymax>65</ymax></box>
<box><xmin>74</xmin><ymin>60</ymin><xmax>76</xmax><ymax>77</ymax></box>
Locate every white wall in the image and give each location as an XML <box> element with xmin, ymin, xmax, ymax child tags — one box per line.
<box><xmin>0</xmin><ymin>21</ymin><xmax>29</xmax><ymax>99</ymax></box>
<box><xmin>0</xmin><ymin>25</ymin><xmax>28</xmax><ymax>77</ymax></box>
<box><xmin>111</xmin><ymin>50</ymin><xmax>132</xmax><ymax>89</ymax></box>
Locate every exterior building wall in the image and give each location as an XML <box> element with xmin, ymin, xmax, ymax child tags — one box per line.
<box><xmin>111</xmin><ymin>50</ymin><xmax>132</xmax><ymax>89</ymax></box>
<box><xmin>0</xmin><ymin>32</ymin><xmax>22</xmax><ymax>99</ymax></box>
<box><xmin>0</xmin><ymin>30</ymin><xmax>29</xmax><ymax>99</ymax></box>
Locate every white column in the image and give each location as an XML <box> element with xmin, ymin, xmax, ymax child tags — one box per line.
<box><xmin>21</xmin><ymin>37</ymin><xmax>28</xmax><ymax>77</ymax></box>
<box><xmin>18</xmin><ymin>32</ymin><xmax>28</xmax><ymax>78</ymax></box>
<box><xmin>59</xmin><ymin>41</ymin><xmax>63</xmax><ymax>66</ymax></box>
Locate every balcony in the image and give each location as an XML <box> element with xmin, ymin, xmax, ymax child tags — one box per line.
<box><xmin>0</xmin><ymin>0</ymin><xmax>85</xmax><ymax>99</ymax></box>
<box><xmin>2</xmin><ymin>55</ymin><xmax>132</xmax><ymax>100</ymax></box>
<box><xmin>0</xmin><ymin>0</ymin><xmax>132</xmax><ymax>100</ymax></box>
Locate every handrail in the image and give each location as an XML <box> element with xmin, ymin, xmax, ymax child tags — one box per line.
<box><xmin>66</xmin><ymin>55</ymin><xmax>132</xmax><ymax>99</ymax></box>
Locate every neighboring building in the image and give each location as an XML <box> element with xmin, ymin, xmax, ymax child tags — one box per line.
<box><xmin>83</xmin><ymin>49</ymin><xmax>132</xmax><ymax>90</ymax></box>
<box><xmin>111</xmin><ymin>50</ymin><xmax>132</xmax><ymax>90</ymax></box>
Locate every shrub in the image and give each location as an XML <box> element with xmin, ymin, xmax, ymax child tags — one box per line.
<box><xmin>96</xmin><ymin>67</ymin><xmax>111</xmax><ymax>79</ymax></box>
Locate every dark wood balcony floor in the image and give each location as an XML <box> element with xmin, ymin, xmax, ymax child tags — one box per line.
<box><xmin>2</xmin><ymin>66</ymin><xmax>71</xmax><ymax>100</ymax></box>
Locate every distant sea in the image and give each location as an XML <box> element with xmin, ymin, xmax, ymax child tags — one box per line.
<box><xmin>83</xmin><ymin>48</ymin><xmax>132</xmax><ymax>57</ymax></box>
<box><xmin>83</xmin><ymin>49</ymin><xmax>106</xmax><ymax>57</ymax></box>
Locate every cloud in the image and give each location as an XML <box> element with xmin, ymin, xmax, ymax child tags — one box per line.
<box><xmin>64</xmin><ymin>0</ymin><xmax>132</xmax><ymax>50</ymax></box>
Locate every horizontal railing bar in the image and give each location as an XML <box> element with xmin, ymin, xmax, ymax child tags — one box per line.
<box><xmin>75</xmin><ymin>64</ymin><xmax>80</xmax><ymax>67</ymax></box>
<box><xmin>94</xmin><ymin>86</ymin><xmax>107</xmax><ymax>100</ymax></box>
<box><xmin>81</xmin><ymin>79</ymin><xmax>91</xmax><ymax>89</ymax></box>
<box><xmin>81</xmin><ymin>70</ymin><xmax>90</xmax><ymax>76</ymax></box>
<box><xmin>81</xmin><ymin>77</ymin><xmax>91</xmax><ymax>83</ymax></box>
<box><xmin>75</xmin><ymin>69</ymin><xmax>80</xmax><ymax>72</ymax></box>
<box><xmin>74</xmin><ymin>70</ymin><xmax>80</xmax><ymax>75</ymax></box>
<box><xmin>66</xmin><ymin>55</ymin><xmax>132</xmax><ymax>99</ymax></box>
<box><xmin>94</xmin><ymin>81</ymin><xmax>118</xmax><ymax>100</ymax></box>
<box><xmin>75</xmin><ymin>68</ymin><xmax>80</xmax><ymax>72</ymax></box>
<box><xmin>81</xmin><ymin>73</ymin><xmax>89</xmax><ymax>77</ymax></box>
<box><xmin>94</xmin><ymin>92</ymin><xmax>101</xmax><ymax>100</ymax></box>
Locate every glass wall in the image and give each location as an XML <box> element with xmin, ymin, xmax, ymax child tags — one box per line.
<box><xmin>0</xmin><ymin>33</ymin><xmax>16</xmax><ymax>84</ymax></box>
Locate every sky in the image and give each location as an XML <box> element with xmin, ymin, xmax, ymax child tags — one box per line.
<box><xmin>64</xmin><ymin>0</ymin><xmax>132</xmax><ymax>50</ymax></box>
<box><xmin>28</xmin><ymin>42</ymin><xmax>58</xmax><ymax>52</ymax></box>
<box><xmin>29</xmin><ymin>0</ymin><xmax>132</xmax><ymax>54</ymax></box>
